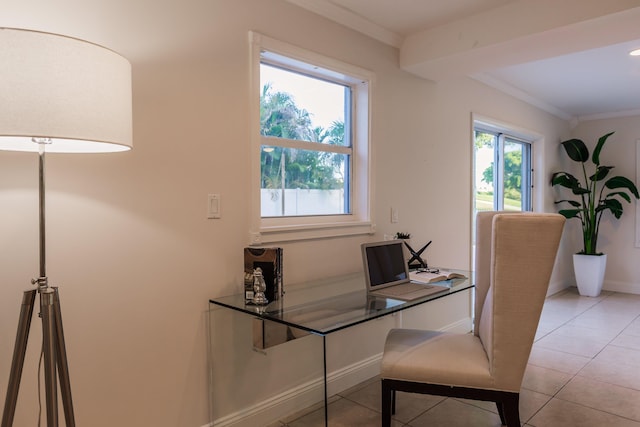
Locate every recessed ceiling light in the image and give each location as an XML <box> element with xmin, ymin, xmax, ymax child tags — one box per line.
<box><xmin>630</xmin><ymin>48</ymin><xmax>640</xmax><ymax>56</ymax></box>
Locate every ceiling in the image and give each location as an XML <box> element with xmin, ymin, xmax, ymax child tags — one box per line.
<box><xmin>288</xmin><ymin>0</ymin><xmax>640</xmax><ymax>123</ymax></box>
<box><xmin>2</xmin><ymin>0</ymin><xmax>640</xmax><ymax>124</ymax></box>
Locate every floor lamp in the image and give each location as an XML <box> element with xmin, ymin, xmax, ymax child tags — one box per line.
<box><xmin>0</xmin><ymin>28</ymin><xmax>132</xmax><ymax>427</ymax></box>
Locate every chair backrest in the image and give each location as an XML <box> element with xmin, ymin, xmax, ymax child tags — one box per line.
<box><xmin>475</xmin><ymin>212</ymin><xmax>565</xmax><ymax>392</ymax></box>
<box><xmin>473</xmin><ymin>211</ymin><xmax>501</xmax><ymax>336</ymax></box>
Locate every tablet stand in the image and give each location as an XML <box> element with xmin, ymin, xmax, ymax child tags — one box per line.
<box><xmin>403</xmin><ymin>240</ymin><xmax>431</xmax><ymax>269</ymax></box>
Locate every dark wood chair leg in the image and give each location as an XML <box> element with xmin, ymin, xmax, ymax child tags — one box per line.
<box><xmin>496</xmin><ymin>402</ymin><xmax>506</xmax><ymax>425</ymax></box>
<box><xmin>391</xmin><ymin>389</ymin><xmax>396</xmax><ymax>415</ymax></box>
<box><xmin>381</xmin><ymin>380</ymin><xmax>393</xmax><ymax>427</ymax></box>
<box><xmin>502</xmin><ymin>394</ymin><xmax>520</xmax><ymax>427</ymax></box>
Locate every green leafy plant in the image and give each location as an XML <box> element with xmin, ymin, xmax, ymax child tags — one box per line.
<box><xmin>551</xmin><ymin>132</ymin><xmax>639</xmax><ymax>255</ymax></box>
<box><xmin>394</xmin><ymin>232</ymin><xmax>411</xmax><ymax>239</ymax></box>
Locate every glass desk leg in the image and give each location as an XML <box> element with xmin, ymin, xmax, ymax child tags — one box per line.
<box><xmin>323</xmin><ymin>335</ymin><xmax>328</xmax><ymax>427</ymax></box>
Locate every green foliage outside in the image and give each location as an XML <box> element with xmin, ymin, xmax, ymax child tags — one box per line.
<box><xmin>475</xmin><ymin>192</ymin><xmax>522</xmax><ymax>211</ymax></box>
<box><xmin>482</xmin><ymin>150</ymin><xmax>523</xmax><ymax>202</ymax></box>
<box><xmin>474</xmin><ymin>131</ymin><xmax>494</xmax><ymax>149</ymax></box>
<box><xmin>260</xmin><ymin>84</ymin><xmax>346</xmax><ymax>191</ymax></box>
<box><xmin>475</xmin><ymin>131</ymin><xmax>524</xmax><ymax>210</ymax></box>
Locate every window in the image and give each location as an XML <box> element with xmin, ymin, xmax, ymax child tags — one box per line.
<box><xmin>471</xmin><ymin>116</ymin><xmax>537</xmax><ymax>277</ymax></box>
<box><xmin>473</xmin><ymin>121</ymin><xmax>533</xmax><ymax>215</ymax></box>
<box><xmin>260</xmin><ymin>63</ymin><xmax>350</xmax><ymax>217</ymax></box>
<box><xmin>249</xmin><ymin>32</ymin><xmax>373</xmax><ymax>244</ymax></box>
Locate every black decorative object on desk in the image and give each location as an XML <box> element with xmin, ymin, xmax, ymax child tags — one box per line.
<box><xmin>404</xmin><ymin>240</ymin><xmax>431</xmax><ymax>269</ymax></box>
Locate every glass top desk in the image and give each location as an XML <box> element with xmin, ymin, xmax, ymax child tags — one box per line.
<box><xmin>209</xmin><ymin>270</ymin><xmax>473</xmax><ymax>426</ymax></box>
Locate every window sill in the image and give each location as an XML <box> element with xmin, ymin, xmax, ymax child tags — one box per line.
<box><xmin>251</xmin><ymin>220</ymin><xmax>375</xmax><ymax>244</ymax></box>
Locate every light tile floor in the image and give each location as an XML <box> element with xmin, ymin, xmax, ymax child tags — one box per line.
<box><xmin>270</xmin><ymin>288</ymin><xmax>640</xmax><ymax>426</ymax></box>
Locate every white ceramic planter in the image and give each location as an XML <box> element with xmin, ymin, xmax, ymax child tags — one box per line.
<box><xmin>573</xmin><ymin>253</ymin><xmax>607</xmax><ymax>297</ymax></box>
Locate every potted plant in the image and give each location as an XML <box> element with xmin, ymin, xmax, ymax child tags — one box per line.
<box><xmin>394</xmin><ymin>232</ymin><xmax>411</xmax><ymax>240</ymax></box>
<box><xmin>551</xmin><ymin>132</ymin><xmax>639</xmax><ymax>296</ymax></box>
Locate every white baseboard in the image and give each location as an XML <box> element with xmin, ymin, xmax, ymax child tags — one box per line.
<box><xmin>544</xmin><ymin>279</ymin><xmax>640</xmax><ymax>297</ymax></box>
<box><xmin>206</xmin><ymin>317</ymin><xmax>472</xmax><ymax>427</ymax></box>
<box><xmin>546</xmin><ymin>279</ymin><xmax>570</xmax><ymax>297</ymax></box>
<box><xmin>441</xmin><ymin>317</ymin><xmax>473</xmax><ymax>333</ymax></box>
<box><xmin>604</xmin><ymin>280</ymin><xmax>640</xmax><ymax>295</ymax></box>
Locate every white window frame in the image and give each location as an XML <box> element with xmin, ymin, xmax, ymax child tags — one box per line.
<box><xmin>249</xmin><ymin>32</ymin><xmax>374</xmax><ymax>244</ymax></box>
<box><xmin>490</xmin><ymin>133</ymin><xmax>532</xmax><ymax>211</ymax></box>
<box><xmin>471</xmin><ymin>114</ymin><xmax>543</xmax><ymax>271</ymax></box>
<box><xmin>472</xmin><ymin>116</ymin><xmax>538</xmax><ymax>214</ymax></box>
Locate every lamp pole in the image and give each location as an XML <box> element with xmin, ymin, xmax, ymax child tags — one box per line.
<box><xmin>38</xmin><ymin>141</ymin><xmax>46</xmax><ymax>281</ymax></box>
<box><xmin>2</xmin><ymin>141</ymin><xmax>75</xmax><ymax>427</ymax></box>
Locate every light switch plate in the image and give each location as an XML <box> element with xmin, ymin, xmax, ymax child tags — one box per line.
<box><xmin>391</xmin><ymin>207</ymin><xmax>399</xmax><ymax>223</ymax></box>
<box><xmin>207</xmin><ymin>194</ymin><xmax>221</xmax><ymax>219</ymax></box>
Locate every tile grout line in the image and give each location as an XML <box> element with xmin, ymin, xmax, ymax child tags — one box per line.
<box><xmin>525</xmin><ymin>291</ymin><xmax>640</xmax><ymax>426</ymax></box>
<box><xmin>520</xmin><ymin>290</ymin><xmax>615</xmax><ymax>425</ymax></box>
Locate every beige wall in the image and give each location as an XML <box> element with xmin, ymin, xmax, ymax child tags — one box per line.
<box><xmin>0</xmin><ymin>1</ymin><xmax>572</xmax><ymax>426</ymax></box>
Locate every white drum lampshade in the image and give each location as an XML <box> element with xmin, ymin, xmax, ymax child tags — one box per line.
<box><xmin>0</xmin><ymin>27</ymin><xmax>132</xmax><ymax>153</ymax></box>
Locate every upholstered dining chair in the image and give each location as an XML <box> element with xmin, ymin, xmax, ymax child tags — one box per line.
<box><xmin>380</xmin><ymin>212</ymin><xmax>565</xmax><ymax>427</ymax></box>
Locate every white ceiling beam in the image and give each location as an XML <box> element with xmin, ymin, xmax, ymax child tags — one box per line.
<box><xmin>286</xmin><ymin>0</ymin><xmax>403</xmax><ymax>48</ymax></box>
<box><xmin>400</xmin><ymin>0</ymin><xmax>640</xmax><ymax>81</ymax></box>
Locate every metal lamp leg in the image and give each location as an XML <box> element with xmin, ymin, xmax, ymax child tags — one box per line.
<box><xmin>1</xmin><ymin>290</ymin><xmax>37</xmax><ymax>427</ymax></box>
<box><xmin>40</xmin><ymin>289</ymin><xmax>59</xmax><ymax>427</ymax></box>
<box><xmin>1</xmin><ymin>287</ymin><xmax>75</xmax><ymax>427</ymax></box>
<box><xmin>52</xmin><ymin>288</ymin><xmax>75</xmax><ymax>427</ymax></box>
